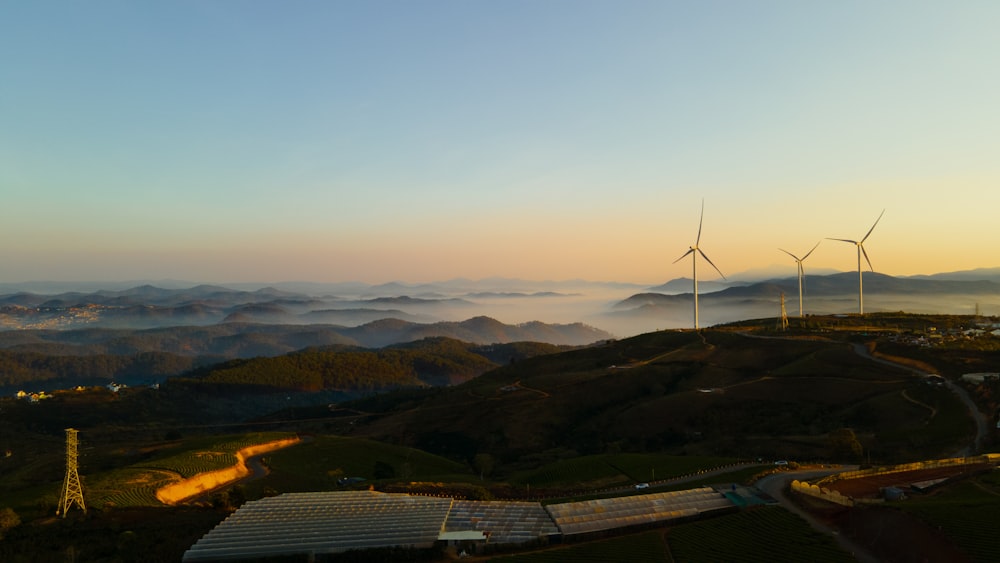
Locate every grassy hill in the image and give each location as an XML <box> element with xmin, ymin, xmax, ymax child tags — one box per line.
<box><xmin>346</xmin><ymin>327</ymin><xmax>976</xmax><ymax>470</ymax></box>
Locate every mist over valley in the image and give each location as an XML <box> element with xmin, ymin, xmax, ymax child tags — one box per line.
<box><xmin>3</xmin><ymin>268</ymin><xmax>998</xmax><ymax>341</ymax></box>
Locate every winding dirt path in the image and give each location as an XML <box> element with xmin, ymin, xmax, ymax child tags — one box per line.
<box><xmin>900</xmin><ymin>389</ymin><xmax>937</xmax><ymax>420</ymax></box>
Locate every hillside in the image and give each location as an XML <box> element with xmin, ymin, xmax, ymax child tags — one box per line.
<box><xmin>618</xmin><ymin>272</ymin><xmax>1000</xmax><ymax>306</ymax></box>
<box><xmin>177</xmin><ymin>337</ymin><xmax>546</xmax><ymax>391</ymax></box>
<box><xmin>346</xmin><ymin>326</ymin><xmax>978</xmax><ymax>470</ymax></box>
<box><xmin>0</xmin><ymin>317</ymin><xmax>611</xmax><ymax>361</ymax></box>
<box><xmin>0</xmin><ymin>315</ymin><xmax>995</xmax><ymax>562</ymax></box>
<box><xmin>2</xmin><ymin>335</ymin><xmax>568</xmax><ymax>396</ymax></box>
<box><xmin>0</xmin><ymin>284</ymin><xmax>615</xmax><ymax>343</ymax></box>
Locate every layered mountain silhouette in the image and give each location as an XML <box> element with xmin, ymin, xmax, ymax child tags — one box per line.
<box><xmin>0</xmin><ymin>316</ymin><xmax>612</xmax><ymax>358</ymax></box>
<box><xmin>1</xmin><ymin>270</ymin><xmax>998</xmax><ymax>342</ymax></box>
<box><xmin>617</xmin><ymin>272</ymin><xmax>1000</xmax><ymax>309</ymax></box>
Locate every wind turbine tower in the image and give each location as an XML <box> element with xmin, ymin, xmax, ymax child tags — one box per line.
<box><xmin>672</xmin><ymin>200</ymin><xmax>725</xmax><ymax>330</ymax></box>
<box><xmin>829</xmin><ymin>210</ymin><xmax>885</xmax><ymax>315</ymax></box>
<box><xmin>778</xmin><ymin>292</ymin><xmax>788</xmax><ymax>331</ymax></box>
<box><xmin>779</xmin><ymin>241</ymin><xmax>820</xmax><ymax>317</ymax></box>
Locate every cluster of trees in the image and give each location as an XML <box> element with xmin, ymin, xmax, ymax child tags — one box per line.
<box><xmin>0</xmin><ymin>335</ymin><xmax>568</xmax><ymax>395</ymax></box>
<box><xmin>0</xmin><ymin>350</ymin><xmax>198</xmax><ymax>390</ymax></box>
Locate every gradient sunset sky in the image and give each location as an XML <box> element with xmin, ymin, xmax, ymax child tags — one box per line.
<box><xmin>3</xmin><ymin>1</ymin><xmax>998</xmax><ymax>285</ymax></box>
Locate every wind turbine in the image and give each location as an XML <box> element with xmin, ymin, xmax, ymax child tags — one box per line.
<box><xmin>828</xmin><ymin>209</ymin><xmax>885</xmax><ymax>315</ymax></box>
<box><xmin>779</xmin><ymin>241</ymin><xmax>821</xmax><ymax>317</ymax></box>
<box><xmin>672</xmin><ymin>200</ymin><xmax>725</xmax><ymax>330</ymax></box>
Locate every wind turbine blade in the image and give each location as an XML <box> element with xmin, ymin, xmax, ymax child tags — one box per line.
<box><xmin>696</xmin><ymin>199</ymin><xmax>704</xmax><ymax>246</ymax></box>
<box><xmin>801</xmin><ymin>240</ymin><xmax>821</xmax><ymax>261</ymax></box>
<box><xmin>861</xmin><ymin>209</ymin><xmax>885</xmax><ymax>243</ymax></box>
<box><xmin>861</xmin><ymin>244</ymin><xmax>874</xmax><ymax>271</ymax></box>
<box><xmin>672</xmin><ymin>248</ymin><xmax>695</xmax><ymax>264</ymax></box>
<box><xmin>827</xmin><ymin>237</ymin><xmax>858</xmax><ymax>245</ymax></box>
<box><xmin>697</xmin><ymin>248</ymin><xmax>726</xmax><ymax>280</ymax></box>
<box><xmin>778</xmin><ymin>248</ymin><xmax>801</xmax><ymax>261</ymax></box>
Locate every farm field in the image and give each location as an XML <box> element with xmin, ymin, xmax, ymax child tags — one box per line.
<box><xmin>507</xmin><ymin>453</ymin><xmax>738</xmax><ymax>489</ymax></box>
<box><xmin>488</xmin><ymin>505</ymin><xmax>852</xmax><ymax>562</ymax></box>
<box><xmin>85</xmin><ymin>432</ymin><xmax>296</xmax><ymax>508</ymax></box>
<box><xmin>896</xmin><ymin>469</ymin><xmax>1000</xmax><ymax>563</ymax></box>
<box><xmin>488</xmin><ymin>529</ymin><xmax>669</xmax><ymax>562</ymax></box>
<box><xmin>667</xmin><ymin>505</ymin><xmax>854</xmax><ymax>562</ymax></box>
<box><xmin>244</xmin><ymin>434</ymin><xmax>474</xmax><ymax>496</ymax></box>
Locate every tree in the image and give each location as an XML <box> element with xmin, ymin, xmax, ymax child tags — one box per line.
<box><xmin>0</xmin><ymin>507</ymin><xmax>20</xmax><ymax>540</ymax></box>
<box><xmin>828</xmin><ymin>428</ymin><xmax>863</xmax><ymax>461</ymax></box>
<box><xmin>473</xmin><ymin>453</ymin><xmax>495</xmax><ymax>481</ymax></box>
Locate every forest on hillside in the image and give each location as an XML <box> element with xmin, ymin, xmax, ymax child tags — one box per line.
<box><xmin>0</xmin><ymin>350</ymin><xmax>201</xmax><ymax>391</ymax></box>
<box><xmin>1</xmin><ymin>337</ymin><xmax>568</xmax><ymax>395</ymax></box>
<box><xmin>176</xmin><ymin>338</ymin><xmax>563</xmax><ymax>391</ymax></box>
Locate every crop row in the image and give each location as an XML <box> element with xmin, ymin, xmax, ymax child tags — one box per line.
<box><xmin>667</xmin><ymin>506</ymin><xmax>853</xmax><ymax>563</ymax></box>
<box><xmin>509</xmin><ymin>453</ymin><xmax>738</xmax><ymax>488</ymax></box>
<box><xmin>134</xmin><ymin>451</ymin><xmax>238</xmax><ymax>478</ymax></box>
<box><xmin>85</xmin><ymin>468</ymin><xmax>178</xmax><ymax>508</ymax></box>
<box><xmin>490</xmin><ymin>530</ymin><xmax>668</xmax><ymax>562</ymax></box>
<box><xmin>97</xmin><ymin>486</ymin><xmax>161</xmax><ymax>508</ymax></box>
<box><xmin>129</xmin><ymin>432</ymin><xmax>295</xmax><ymax>478</ymax></box>
<box><xmin>903</xmin><ymin>500</ymin><xmax>1000</xmax><ymax>562</ymax></box>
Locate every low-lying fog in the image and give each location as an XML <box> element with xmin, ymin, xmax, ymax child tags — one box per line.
<box><xmin>3</xmin><ymin>275</ymin><xmax>998</xmax><ymax>340</ymax></box>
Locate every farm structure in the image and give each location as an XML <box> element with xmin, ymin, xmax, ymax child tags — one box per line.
<box><xmin>183</xmin><ymin>487</ymin><xmax>735</xmax><ymax>561</ymax></box>
<box><xmin>545</xmin><ymin>486</ymin><xmax>735</xmax><ymax>536</ymax></box>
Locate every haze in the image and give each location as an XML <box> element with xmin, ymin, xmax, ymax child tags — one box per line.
<box><xmin>2</xmin><ymin>2</ymin><xmax>999</xmax><ymax>285</ymax></box>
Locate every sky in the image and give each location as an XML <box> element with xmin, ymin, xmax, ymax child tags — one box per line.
<box><xmin>2</xmin><ymin>1</ymin><xmax>999</xmax><ymax>286</ymax></box>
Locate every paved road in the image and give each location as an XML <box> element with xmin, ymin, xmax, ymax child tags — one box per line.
<box><xmin>757</xmin><ymin>468</ymin><xmax>880</xmax><ymax>563</ymax></box>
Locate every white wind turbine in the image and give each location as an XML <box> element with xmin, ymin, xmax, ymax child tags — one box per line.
<box><xmin>779</xmin><ymin>241</ymin><xmax>821</xmax><ymax>317</ymax></box>
<box><xmin>828</xmin><ymin>209</ymin><xmax>885</xmax><ymax>315</ymax></box>
<box><xmin>672</xmin><ymin>200</ymin><xmax>725</xmax><ymax>330</ymax></box>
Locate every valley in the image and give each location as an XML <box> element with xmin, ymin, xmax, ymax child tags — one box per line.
<box><xmin>0</xmin><ymin>311</ymin><xmax>997</xmax><ymax>560</ymax></box>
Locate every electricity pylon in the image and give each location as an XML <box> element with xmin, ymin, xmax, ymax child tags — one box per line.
<box><xmin>57</xmin><ymin>428</ymin><xmax>86</xmax><ymax>517</ymax></box>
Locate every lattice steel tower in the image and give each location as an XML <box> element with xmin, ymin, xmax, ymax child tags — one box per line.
<box><xmin>57</xmin><ymin>428</ymin><xmax>86</xmax><ymax>517</ymax></box>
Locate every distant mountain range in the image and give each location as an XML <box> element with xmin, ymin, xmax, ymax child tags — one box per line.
<box><xmin>608</xmin><ymin>270</ymin><xmax>1000</xmax><ymax>333</ymax></box>
<box><xmin>1</xmin><ymin>268</ymin><xmax>998</xmax><ymax>341</ymax></box>
<box><xmin>625</xmin><ymin>271</ymin><xmax>1000</xmax><ymax>306</ymax></box>
<box><xmin>0</xmin><ymin>316</ymin><xmax>612</xmax><ymax>359</ymax></box>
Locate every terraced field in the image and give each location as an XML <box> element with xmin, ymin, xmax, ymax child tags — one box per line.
<box><xmin>87</xmin><ymin>432</ymin><xmax>296</xmax><ymax>507</ymax></box>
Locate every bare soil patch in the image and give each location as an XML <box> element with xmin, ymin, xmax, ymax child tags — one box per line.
<box><xmin>823</xmin><ymin>464</ymin><xmax>991</xmax><ymax>499</ymax></box>
<box><xmin>832</xmin><ymin>504</ymin><xmax>970</xmax><ymax>563</ymax></box>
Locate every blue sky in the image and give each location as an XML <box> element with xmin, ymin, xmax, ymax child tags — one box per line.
<box><xmin>2</xmin><ymin>1</ymin><xmax>998</xmax><ymax>284</ymax></box>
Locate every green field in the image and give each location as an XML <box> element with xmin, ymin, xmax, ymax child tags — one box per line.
<box><xmin>668</xmin><ymin>506</ymin><xmax>854</xmax><ymax>562</ymax></box>
<box><xmin>488</xmin><ymin>530</ymin><xmax>669</xmax><ymax>562</ymax></box>
<box><xmin>245</xmin><ymin>434</ymin><xmax>474</xmax><ymax>495</ymax></box>
<box><xmin>487</xmin><ymin>505</ymin><xmax>852</xmax><ymax>562</ymax></box>
<box><xmin>507</xmin><ymin>453</ymin><xmax>738</xmax><ymax>488</ymax></box>
<box><xmin>897</xmin><ymin>470</ymin><xmax>1000</xmax><ymax>562</ymax></box>
<box><xmin>85</xmin><ymin>432</ymin><xmax>296</xmax><ymax>508</ymax></box>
